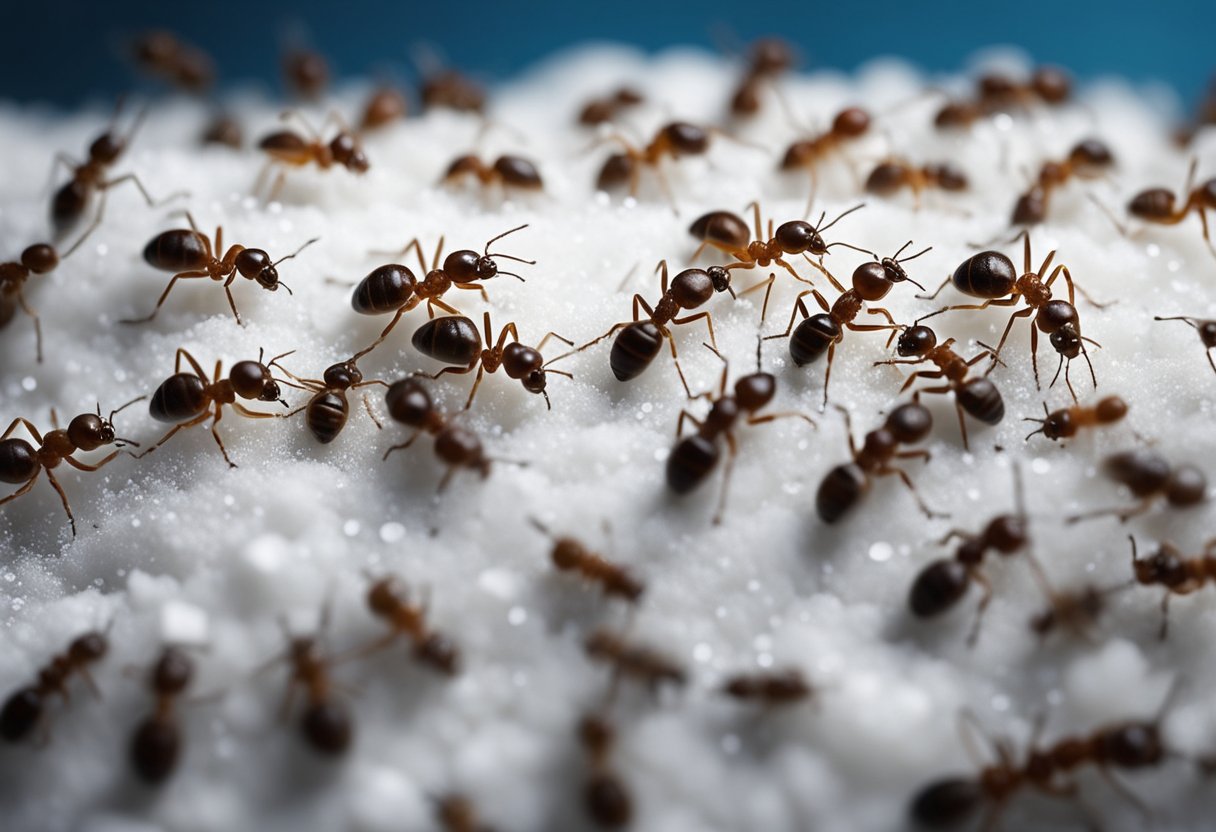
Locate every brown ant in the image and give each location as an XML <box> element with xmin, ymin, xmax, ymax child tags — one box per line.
<box><xmin>932</xmin><ymin>66</ymin><xmax>1070</xmax><ymax>131</ymax></box>
<box><xmin>1124</xmin><ymin>159</ymin><xmax>1216</xmax><ymax>259</ymax></box>
<box><xmin>420</xmin><ymin>70</ymin><xmax>486</xmax><ymax>113</ymax></box>
<box><xmin>908</xmin><ymin>466</ymin><xmax>1039</xmax><ymax>645</ymax></box>
<box><xmin>382</xmin><ymin>377</ymin><xmax>497</xmax><ymax>490</ymax></box>
<box><xmin>131</xmin><ymin>31</ymin><xmax>215</xmax><ymax>93</ymax></box>
<box><xmin>875</xmin><ymin>322</ymin><xmax>1005</xmax><ymax>451</ymax></box>
<box><xmin>440</xmin><ymin>153</ymin><xmax>544</xmax><ymax>194</ymax></box>
<box><xmin>584</xmin><ymin>630</ymin><xmax>686</xmax><ymax>692</ymax></box>
<box><xmin>529</xmin><ymin>518</ymin><xmax>644</xmax><ymax>603</ymax></box>
<box><xmin>201</xmin><ymin>114</ymin><xmax>243</xmax><ymax>149</ymax></box>
<box><xmin>1010</xmin><ymin>139</ymin><xmax>1114</xmax><ymax>226</ymax></box>
<box><xmin>766</xmin><ymin>241</ymin><xmax>929</xmax><ymax>404</ymax></box>
<box><xmin>729</xmin><ymin>38</ymin><xmax>795</xmax><ymax>117</ymax></box>
<box><xmin>579</xmin><ymin>713</ymin><xmax>633</xmax><ymax>829</ymax></box>
<box><xmin>1</xmin><ymin>628</ymin><xmax>109</xmax><ymax>743</ymax></box>
<box><xmin>121</xmin><ymin>212</ymin><xmax>317</xmax><ymax>325</ymax></box>
<box><xmin>815</xmin><ymin>400</ymin><xmax>937</xmax><ymax>524</ymax></box>
<box><xmin>255</xmin><ymin>112</ymin><xmax>369</xmax><ymax>202</ymax></box>
<box><xmin>129</xmin><ymin>645</ymin><xmax>197</xmax><ymax>784</ymax></box>
<box><xmin>667</xmin><ymin>341</ymin><xmax>815</xmax><ymax>523</ymax></box>
<box><xmin>1023</xmin><ymin>395</ymin><xmax>1129</xmax><ymax>442</ymax></box>
<box><xmin>350</xmin><ymin>575</ymin><xmax>460</xmax><ymax>675</ymax></box>
<box><xmin>1067</xmin><ymin>450</ymin><xmax>1207</xmax><ymax>525</ymax></box>
<box><xmin>273</xmin><ymin>609</ymin><xmax>353</xmax><ymax>756</ymax></box>
<box><xmin>594</xmin><ymin>120</ymin><xmax>727</xmax><ymax>208</ymax></box>
<box><xmin>1154</xmin><ymin>314</ymin><xmax>1216</xmax><ymax>374</ymax></box>
<box><xmin>359</xmin><ymin>86</ymin><xmax>409</xmax><ymax>132</ymax></box>
<box><xmin>435</xmin><ymin>793</ymin><xmax>496</xmax><ymax>832</ymax></box>
<box><xmin>282</xmin><ymin>48</ymin><xmax>329</xmax><ymax>100</ymax></box>
<box><xmin>919</xmin><ymin>232</ymin><xmax>1104</xmax><ymax>399</ymax></box>
<box><xmin>411</xmin><ymin>312</ymin><xmax>573</xmax><ymax>410</ymax></box>
<box><xmin>350</xmin><ymin>224</ymin><xmax>533</xmax><ymax>357</ymax></box>
<box><xmin>135</xmin><ymin>348</ymin><xmax>288</xmax><ymax>468</ymax></box>
<box><xmin>1129</xmin><ymin>535</ymin><xmax>1216</xmax><ymax>639</ymax></box>
<box><xmin>1</xmin><ymin>398</ymin><xmax>142</xmax><ymax>535</ymax></box>
<box><xmin>554</xmin><ymin>259</ymin><xmax>733</xmax><ymax>398</ymax></box>
<box><xmin>578</xmin><ymin>86</ymin><xmax>644</xmax><ymax>126</ymax></box>
<box><xmin>1029</xmin><ymin>579</ymin><xmax>1124</xmax><ymax>642</ymax></box>
<box><xmin>269</xmin><ymin>355</ymin><xmax>387</xmax><ymax>444</ymax></box>
<box><xmin>779</xmin><ymin>106</ymin><xmax>872</xmax><ymax>214</ymax></box>
<box><xmin>0</xmin><ymin>242</ymin><xmax>63</xmax><ymax>362</ymax></box>
<box><xmin>721</xmin><ymin>669</ymin><xmax>813</xmax><ymax>706</ymax></box>
<box><xmin>688</xmin><ymin>209</ymin><xmax>751</xmax><ymax>260</ymax></box>
<box><xmin>864</xmin><ymin>158</ymin><xmax>969</xmax><ymax>207</ymax></box>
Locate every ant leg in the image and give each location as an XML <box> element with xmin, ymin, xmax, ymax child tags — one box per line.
<box><xmin>63</xmin><ymin>451</ymin><xmax>120</xmax><ymax>472</ymax></box>
<box><xmin>361</xmin><ymin>394</ymin><xmax>382</xmax><ymax>430</ymax></box>
<box><xmin>777</xmin><ymin>257</ymin><xmax>816</xmax><ymax>287</ymax></box>
<box><xmin>209</xmin><ymin>409</ymin><xmax>236</xmax><ymax>468</ymax></box>
<box><xmin>938</xmin><ymin>529</ymin><xmax>971</xmax><ymax>545</ymax></box>
<box><xmin>711</xmin><ymin>433</ymin><xmax>739</xmax><ymax>526</ymax></box>
<box><xmin>120</xmin><ymin>270</ymin><xmax>210</xmax><ymax>324</ymax></box>
<box><xmin>662</xmin><ymin>330</ymin><xmax>697</xmax><ymax>399</ymax></box>
<box><xmin>548</xmin><ymin>321</ymin><xmax>633</xmax><ymax>364</ymax></box>
<box><xmin>436</xmin><ymin>466</ymin><xmax>459</xmax><ymax>494</ymax></box>
<box><xmin>920</xmin><ymin>295</ymin><xmax>1021</xmax><ymax>324</ymax></box>
<box><xmin>894</xmin><ymin>449</ymin><xmax>930</xmax><ymax>462</ymax></box>
<box><xmin>536</xmin><ymin>331</ymin><xmax>574</xmax><ymax>352</ymax></box>
<box><xmin>1158</xmin><ymin>593</ymin><xmax>1172</xmax><ymax>641</ymax></box>
<box><xmin>738</xmin><ymin>273</ymin><xmax>775</xmax><ymax>322</ymax></box>
<box><xmin>747</xmin><ymin>411</ymin><xmax>817</xmax><ymax>429</ymax></box>
<box><xmin>455</xmin><ymin>282</ymin><xmax>491</xmax><ymax>303</ymax></box>
<box><xmin>800</xmin><ymin>254</ymin><xmax>842</xmax><ymax>288</ymax></box>
<box><xmin>222</xmin><ymin>284</ymin><xmax>243</xmax><ymax>326</ymax></box>
<box><xmin>955</xmin><ymin>400</ymin><xmax>971</xmax><ymax>451</ymax></box>
<box><xmin>0</xmin><ymin>472</ymin><xmax>42</xmax><ymax>509</ymax></box>
<box><xmin>462</xmin><ymin>366</ymin><xmax>488</xmax><ymax>411</ymax></box>
<box><xmin>15</xmin><ymin>292</ymin><xmax>43</xmax><ymax>363</ymax></box>
<box><xmin>102</xmin><ymin>173</ymin><xmax>185</xmax><ymax>209</ymax></box>
<box><xmin>916</xmin><ymin>276</ymin><xmax>951</xmax><ymax>301</ymax></box>
<box><xmin>762</xmin><ymin>292</ymin><xmax>812</xmax><ymax>340</ymax></box>
<box><xmin>42</xmin><ymin>469</ymin><xmax>76</xmax><ymax>536</ymax></box>
<box><xmin>1097</xmin><ymin>766</ymin><xmax>1153</xmax><ymax>820</ymax></box>
<box><xmin>670</xmin><ymin>311</ymin><xmax>718</xmax><ymax>351</ymax></box>
<box><xmin>821</xmin><ymin>342</ymin><xmax>836</xmax><ymax>408</ymax></box>
<box><xmin>427</xmin><ymin>297</ymin><xmax>461</xmax><ymax>318</ymax></box>
<box><xmin>898</xmin><ymin>370</ymin><xmax>944</xmax><ymax>394</ymax></box>
<box><xmin>1199</xmin><ymin>207</ymin><xmax>1216</xmax><ymax>260</ymax></box>
<box><xmin>45</xmin><ymin>152</ymin><xmax>77</xmax><ymax>195</ymax></box>
<box><xmin>0</xmin><ymin>418</ymin><xmax>44</xmax><ymax>443</ymax></box>
<box><xmin>989</xmin><ymin>306</ymin><xmax>1035</xmax><ymax>366</ymax></box>
<box><xmin>676</xmin><ymin>410</ymin><xmax>705</xmax><ymax>439</ymax></box>
<box><xmin>966</xmin><ymin>571</ymin><xmax>993</xmax><ymax>646</ymax></box>
<box><xmin>231</xmin><ymin>403</ymin><xmax>279</xmax><ymax>419</ymax></box>
<box><xmin>382</xmin><ymin>431</ymin><xmax>423</xmax><ymax>460</ymax></box>
<box><xmin>877</xmin><ymin>465</ymin><xmax>943</xmax><ymax>518</ymax></box>
<box><xmin>266</xmin><ymin>171</ymin><xmax>288</xmax><ymax>205</ymax></box>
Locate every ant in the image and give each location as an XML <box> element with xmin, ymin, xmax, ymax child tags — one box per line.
<box><xmin>0</xmin><ymin>242</ymin><xmax>64</xmax><ymax>362</ymax></box>
<box><xmin>1029</xmin><ymin>579</ymin><xmax>1124</xmax><ymax>642</ymax></box>
<box><xmin>129</xmin><ymin>645</ymin><xmax>197</xmax><ymax>784</ymax></box>
<box><xmin>766</xmin><ymin>242</ymin><xmax>929</xmax><ymax>405</ymax></box>
<box><xmin>270</xmin><ymin>355</ymin><xmax>387</xmax><ymax>444</ymax></box>
<box><xmin>282</xmin><ymin>47</ymin><xmax>329</xmax><ymax>100</ymax></box>
<box><xmin>121</xmin><ymin>212</ymin><xmax>317</xmax><ymax>325</ymax></box>
<box><xmin>1</xmin><ymin>398</ymin><xmax>142</xmax><ymax>535</ymax></box>
<box><xmin>594</xmin><ymin>120</ymin><xmax>725</xmax><ymax>208</ymax></box>
<box><xmin>667</xmin><ymin>341</ymin><xmax>815</xmax><ymax>523</ymax></box>
<box><xmin>779</xmin><ymin>106</ymin><xmax>872</xmax><ymax>214</ymax></box>
<box><xmin>1</xmin><ymin>628</ymin><xmax>108</xmax><ymax>743</ymax></box>
<box><xmin>688</xmin><ymin>209</ymin><xmax>751</xmax><ymax>260</ymax></box>
<box><xmin>1124</xmin><ymin>159</ymin><xmax>1216</xmax><ymax>259</ymax></box>
<box><xmin>875</xmin><ymin>322</ymin><xmax>1005</xmax><ymax>451</ymax></box>
<box><xmin>815</xmin><ymin>400</ymin><xmax>937</xmax><ymax>524</ymax></box>
<box><xmin>579</xmin><ymin>713</ymin><xmax>633</xmax><ymax>829</ymax></box>
<box><xmin>529</xmin><ymin>518</ymin><xmax>644</xmax><ymax>603</ymax></box>
<box><xmin>975</xmin><ymin>66</ymin><xmax>1072</xmax><ymax>113</ymax></box>
<box><xmin>1010</xmin><ymin>139</ymin><xmax>1114</xmax><ymax>226</ymax></box>
<box><xmin>435</xmin><ymin>793</ymin><xmax>496</xmax><ymax>832</ymax></box>
<box><xmin>729</xmin><ymin>37</ymin><xmax>795</xmax><ymax>117</ymax></box>
<box><xmin>411</xmin><ymin>312</ymin><xmax>573</xmax><ymax>410</ymax></box>
<box><xmin>919</xmin><ymin>231</ymin><xmax>1104</xmax><ymax>399</ymax></box>
<box><xmin>721</xmin><ymin>669</ymin><xmax>812</xmax><ymax>707</ymax></box>
<box><xmin>1154</xmin><ymin>314</ymin><xmax>1216</xmax><ymax>374</ymax></box>
<box><xmin>1129</xmin><ymin>535</ymin><xmax>1216</xmax><ymax>639</ymax></box>
<box><xmin>578</xmin><ymin>86</ymin><xmax>644</xmax><ymax>126</ymax></box>
<box><xmin>135</xmin><ymin>348</ymin><xmax>288</xmax><ymax>468</ymax></box>
<box><xmin>201</xmin><ymin>114</ymin><xmax>242</xmax><ymax>149</ymax></box>
<box><xmin>349</xmin><ymin>575</ymin><xmax>460</xmax><ymax>675</ymax></box>
<box><xmin>131</xmin><ymin>31</ymin><xmax>214</xmax><ymax>93</ymax></box>
<box><xmin>440</xmin><ymin>153</ymin><xmax>544</xmax><ymax>194</ymax></box>
<box><xmin>350</xmin><ymin>224</ymin><xmax>533</xmax><ymax>357</ymax></box>
<box><xmin>911</xmin><ymin>690</ymin><xmax>1174</xmax><ymax>830</ymax></box>
<box><xmin>382</xmin><ymin>377</ymin><xmax>497</xmax><ymax>490</ymax></box>
<box><xmin>584</xmin><ymin>630</ymin><xmax>686</xmax><ymax>692</ymax></box>
<box><xmin>864</xmin><ymin>159</ymin><xmax>969</xmax><ymax>207</ymax></box>
<box><xmin>1067</xmin><ymin>449</ymin><xmax>1207</xmax><ymax>525</ymax></box>
<box><xmin>256</xmin><ymin>112</ymin><xmax>369</xmax><ymax>203</ymax></box>
<box><xmin>359</xmin><ymin>86</ymin><xmax>409</xmax><ymax>132</ymax></box>
<box><xmin>908</xmin><ymin>466</ymin><xmax>1040</xmax><ymax>645</ymax></box>
<box><xmin>421</xmin><ymin>70</ymin><xmax>486</xmax><ymax>113</ymax></box>
<box><xmin>553</xmin><ymin>259</ymin><xmax>733</xmax><ymax>398</ymax></box>
<box><xmin>273</xmin><ymin>609</ymin><xmax>353</xmax><ymax>756</ymax></box>
<box><xmin>1023</xmin><ymin>395</ymin><xmax>1129</xmax><ymax>442</ymax></box>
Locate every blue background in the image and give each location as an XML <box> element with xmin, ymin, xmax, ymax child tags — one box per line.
<box><xmin>0</xmin><ymin>0</ymin><xmax>1208</xmax><ymax>109</ymax></box>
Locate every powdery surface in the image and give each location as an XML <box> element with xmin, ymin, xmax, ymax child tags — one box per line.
<box><xmin>1</xmin><ymin>45</ymin><xmax>1215</xmax><ymax>832</ymax></box>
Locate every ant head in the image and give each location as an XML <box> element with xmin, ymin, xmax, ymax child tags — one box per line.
<box><xmin>448</xmin><ymin>224</ymin><xmax>533</xmax><ymax>282</ymax></box>
<box><xmin>1049</xmin><ymin>322</ymin><xmax>1083</xmax><ymax>359</ymax></box>
<box><xmin>68</xmin><ymin>630</ymin><xmax>109</xmax><ymax>662</ymax></box>
<box><xmin>385</xmin><ymin>377</ymin><xmax>433</xmax><ymax>427</ymax></box>
<box><xmin>896</xmin><ymin>323</ymin><xmax>937</xmax><ymax>357</ymax></box>
<box><xmin>735</xmin><ymin>372</ymin><xmax>776</xmax><ymax>412</ymax></box>
<box><xmin>1069</xmin><ymin>138</ymin><xmax>1114</xmax><ymax>170</ymax></box>
<box><xmin>926</xmin><ymin>162</ymin><xmax>969</xmax><ymax>191</ymax></box>
<box><xmin>1100</xmin><ymin>722</ymin><xmax>1165</xmax><ymax>770</ymax></box>
<box><xmin>885</xmin><ymin>401</ymin><xmax>933</xmax><ymax>443</ymax></box>
<box><xmin>323</xmin><ymin>361</ymin><xmax>362</xmax><ymax>390</ymax></box>
<box><xmin>67</xmin><ymin>412</ymin><xmax>113</xmax><ymax>451</ymax></box>
<box><xmin>1131</xmin><ymin>538</ymin><xmax>1188</xmax><ymax>587</ymax></box>
<box><xmin>20</xmin><ymin>244</ymin><xmax>58</xmax><ymax>274</ymax></box>
<box><xmin>986</xmin><ymin>514</ymin><xmax>1028</xmax><ymax>553</ymax></box>
<box><xmin>367</xmin><ymin>575</ymin><xmax>403</xmax><ymax>616</ymax></box>
<box><xmin>832</xmin><ymin>107</ymin><xmax>870</xmax><ymax>137</ymax></box>
<box><xmin>229</xmin><ymin>357</ymin><xmax>283</xmax><ymax>403</ymax></box>
<box><xmin>1038</xmin><ymin>299</ymin><xmax>1079</xmax><ymax>334</ymax></box>
<box><xmin>151</xmin><ymin>645</ymin><xmax>194</xmax><ymax>694</ymax></box>
<box><xmin>89</xmin><ymin>131</ymin><xmax>126</xmax><ymax>164</ymax></box>
<box><xmin>1027</xmin><ymin>403</ymin><xmax>1072</xmax><ymax>441</ymax></box>
<box><xmin>235</xmin><ymin>248</ymin><xmax>279</xmax><ymax>289</ymax></box>
<box><xmin>328</xmin><ymin>131</ymin><xmax>369</xmax><ymax>173</ymax></box>
<box><xmin>1200</xmin><ymin>321</ymin><xmax>1216</xmax><ymax>348</ymax></box>
<box><xmin>707</xmin><ymin>265</ymin><xmax>734</xmax><ymax>297</ymax></box>
<box><xmin>662</xmin><ymin>122</ymin><xmax>710</xmax><ymax>156</ymax></box>
<box><xmin>1128</xmin><ymin>188</ymin><xmax>1176</xmax><ymax>220</ymax></box>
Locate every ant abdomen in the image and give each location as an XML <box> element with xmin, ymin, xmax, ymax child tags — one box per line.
<box><xmin>351</xmin><ymin>265</ymin><xmax>417</xmax><ymax>314</ymax></box>
<box><xmin>689</xmin><ymin>210</ymin><xmax>750</xmax><ymax>250</ymax></box>
<box><xmin>910</xmin><ymin>778</ymin><xmax>983</xmax><ymax>826</ymax></box>
<box><xmin>0</xmin><ymin>440</ymin><xmax>38</xmax><ymax>483</ymax></box>
<box><xmin>610</xmin><ymin>322</ymin><xmax>663</xmax><ymax>381</ymax></box>
<box><xmin>909</xmin><ymin>559</ymin><xmax>970</xmax><ymax>617</ymax></box>
<box><xmin>597</xmin><ymin>154</ymin><xmax>634</xmax><ymax>190</ymax></box>
<box><xmin>790</xmin><ymin>313</ymin><xmax>841</xmax><ymax>366</ymax></box>
<box><xmin>667</xmin><ymin>435</ymin><xmax>720</xmax><ymax>494</ymax></box>
<box><xmin>816</xmin><ymin>463</ymin><xmax>869</xmax><ymax>523</ymax></box>
<box><xmin>952</xmin><ymin>251</ymin><xmax>1017</xmax><ymax>298</ymax></box>
<box><xmin>1128</xmin><ymin>188</ymin><xmax>1176</xmax><ymax>220</ymax></box>
<box><xmin>150</xmin><ymin>374</ymin><xmax>209</xmax><ymax>422</ymax></box>
<box><xmin>144</xmin><ymin>229</ymin><xmax>208</xmax><ymax>271</ymax></box>
<box><xmin>956</xmin><ymin>378</ymin><xmax>1005</xmax><ymax>424</ymax></box>
<box><xmin>300</xmin><ymin>700</ymin><xmax>352</xmax><ymax>755</ymax></box>
<box><xmin>306</xmin><ymin>393</ymin><xmax>349</xmax><ymax>444</ymax></box>
<box><xmin>131</xmin><ymin>718</ymin><xmax>180</xmax><ymax>783</ymax></box>
<box><xmin>494</xmin><ymin>156</ymin><xmax>543</xmax><ymax>189</ymax></box>
<box><xmin>51</xmin><ymin>182</ymin><xmax>90</xmax><ymax>235</ymax></box>
<box><xmin>585</xmin><ymin>773</ymin><xmax>632</xmax><ymax>828</ymax></box>
<box><xmin>413</xmin><ymin>316</ymin><xmax>482</xmax><ymax>365</ymax></box>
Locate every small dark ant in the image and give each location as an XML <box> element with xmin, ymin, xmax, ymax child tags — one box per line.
<box><xmin>435</xmin><ymin>793</ymin><xmax>496</xmax><ymax>832</ymax></box>
<box><xmin>864</xmin><ymin>158</ymin><xmax>969</xmax><ymax>207</ymax></box>
<box><xmin>256</xmin><ymin>112</ymin><xmax>369</xmax><ymax>202</ymax></box>
<box><xmin>129</xmin><ymin>645</ymin><xmax>196</xmax><ymax>784</ymax></box>
<box><xmin>908</xmin><ymin>465</ymin><xmax>1039</xmax><ymax>645</ymax></box>
<box><xmin>779</xmin><ymin>106</ymin><xmax>872</xmax><ymax>214</ymax></box>
<box><xmin>919</xmin><ymin>231</ymin><xmax>1104</xmax><ymax>399</ymax></box>
<box><xmin>382</xmin><ymin>377</ymin><xmax>497</xmax><ymax>490</ymax></box>
<box><xmin>578</xmin><ymin>87</ymin><xmax>644</xmax><ymax>126</ymax></box>
<box><xmin>766</xmin><ymin>241</ymin><xmax>929</xmax><ymax>404</ymax></box>
<box><xmin>1</xmin><ymin>628</ymin><xmax>108</xmax><ymax>743</ymax></box>
<box><xmin>584</xmin><ymin>630</ymin><xmax>686</xmax><ymax>692</ymax></box>
<box><xmin>411</xmin><ymin>312</ymin><xmax>573</xmax><ymax>410</ymax></box>
<box><xmin>200</xmin><ymin>114</ymin><xmax>243</xmax><ymax>149</ymax></box>
<box><xmin>594</xmin><ymin>121</ymin><xmax>727</xmax><ymax>208</ymax></box>
<box><xmin>350</xmin><ymin>575</ymin><xmax>460</xmax><ymax>675</ymax></box>
<box><xmin>273</xmin><ymin>609</ymin><xmax>353</xmax><ymax>756</ymax></box>
<box><xmin>359</xmin><ymin>86</ymin><xmax>409</xmax><ymax>132</ymax></box>
<box><xmin>121</xmin><ymin>212</ymin><xmax>317</xmax><ymax>325</ymax></box>
<box><xmin>667</xmin><ymin>341</ymin><xmax>815</xmax><ymax>523</ymax></box>
<box><xmin>1154</xmin><ymin>314</ymin><xmax>1216</xmax><ymax>374</ymax></box>
<box><xmin>1125</xmin><ymin>159</ymin><xmax>1216</xmax><ymax>259</ymax></box>
<box><xmin>932</xmin><ymin>66</ymin><xmax>1071</xmax><ymax>130</ymax></box>
<box><xmin>282</xmin><ymin>48</ymin><xmax>329</xmax><ymax>100</ymax></box>
<box><xmin>875</xmin><ymin>322</ymin><xmax>1005</xmax><ymax>451</ymax></box>
<box><xmin>440</xmin><ymin>153</ymin><xmax>544</xmax><ymax>194</ymax></box>
<box><xmin>1029</xmin><ymin>579</ymin><xmax>1124</xmax><ymax>642</ymax></box>
<box><xmin>420</xmin><ymin>70</ymin><xmax>486</xmax><ymax>113</ymax></box>
<box><xmin>0</xmin><ymin>242</ymin><xmax>64</xmax><ymax>362</ymax></box>
<box><xmin>1067</xmin><ymin>450</ymin><xmax>1207</xmax><ymax>525</ymax></box>
<box><xmin>721</xmin><ymin>669</ymin><xmax>812</xmax><ymax>706</ymax></box>
<box><xmin>815</xmin><ymin>400</ymin><xmax>938</xmax><ymax>524</ymax></box>
<box><xmin>135</xmin><ymin>348</ymin><xmax>288</xmax><ymax>468</ymax></box>
<box><xmin>1</xmin><ymin>398</ymin><xmax>142</xmax><ymax>535</ymax></box>
<box><xmin>269</xmin><ymin>356</ymin><xmax>387</xmax><ymax>444</ymax></box>
<box><xmin>350</xmin><ymin>224</ymin><xmax>533</xmax><ymax>357</ymax></box>
<box><xmin>529</xmin><ymin>518</ymin><xmax>644</xmax><ymax>603</ymax></box>
<box><xmin>553</xmin><ymin>259</ymin><xmax>733</xmax><ymax>398</ymax></box>
<box><xmin>131</xmin><ymin>31</ymin><xmax>215</xmax><ymax>93</ymax></box>
<box><xmin>579</xmin><ymin>713</ymin><xmax>633</xmax><ymax>829</ymax></box>
<box><xmin>729</xmin><ymin>37</ymin><xmax>795</xmax><ymax>117</ymax></box>
<box><xmin>1023</xmin><ymin>395</ymin><xmax>1128</xmax><ymax>442</ymax></box>
<box><xmin>1010</xmin><ymin>139</ymin><xmax>1114</xmax><ymax>226</ymax></box>
<box><xmin>1129</xmin><ymin>535</ymin><xmax>1216</xmax><ymax>639</ymax></box>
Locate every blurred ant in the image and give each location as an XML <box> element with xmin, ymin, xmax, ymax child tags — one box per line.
<box><xmin>435</xmin><ymin>793</ymin><xmax>496</xmax><ymax>832</ymax></box>
<box><xmin>1123</xmin><ymin>159</ymin><xmax>1216</xmax><ymax>260</ymax></box>
<box><xmin>136</xmin><ymin>348</ymin><xmax>288</xmax><ymax>468</ymax></box>
<box><xmin>975</xmin><ymin>66</ymin><xmax>1072</xmax><ymax>112</ymax></box>
<box><xmin>200</xmin><ymin>114</ymin><xmax>242</xmax><ymax>149</ymax></box>
<box><xmin>0</xmin><ymin>242</ymin><xmax>63</xmax><ymax>362</ymax></box>
<box><xmin>420</xmin><ymin>70</ymin><xmax>485</xmax><ymax>113</ymax></box>
<box><xmin>579</xmin><ymin>713</ymin><xmax>633</xmax><ymax>829</ymax></box>
<box><xmin>578</xmin><ymin>87</ymin><xmax>643</xmax><ymax>126</ymax></box>
<box><xmin>1029</xmin><ymin>578</ymin><xmax>1125</xmax><ymax>642</ymax></box>
<box><xmin>766</xmin><ymin>242</ymin><xmax>928</xmax><ymax>404</ymax></box>
<box><xmin>272</xmin><ymin>608</ymin><xmax>354</xmax><ymax>756</ymax></box>
<box><xmin>530</xmin><ymin>518</ymin><xmax>644</xmax><ymax>603</ymax></box>
<box><xmin>554</xmin><ymin>259</ymin><xmax>733</xmax><ymax>398</ymax></box>
<box><xmin>441</xmin><ymin>153</ymin><xmax>544</xmax><ymax>194</ymax></box>
<box><xmin>1129</xmin><ymin>535</ymin><xmax>1216</xmax><ymax>639</ymax></box>
<box><xmin>584</xmin><ymin>630</ymin><xmax>686</xmax><ymax>692</ymax></box>
<box><xmin>1</xmin><ymin>627</ymin><xmax>109</xmax><ymax>743</ymax></box>
<box><xmin>359</xmin><ymin>86</ymin><xmax>409</xmax><ymax>132</ymax></box>
<box><xmin>256</xmin><ymin>111</ymin><xmax>369</xmax><ymax>203</ymax></box>
<box><xmin>129</xmin><ymin>645</ymin><xmax>198</xmax><ymax>784</ymax></box>
<box><xmin>131</xmin><ymin>30</ymin><xmax>214</xmax><ymax>93</ymax></box>
<box><xmin>667</xmin><ymin>341</ymin><xmax>815</xmax><ymax>523</ymax></box>
<box><xmin>350</xmin><ymin>575</ymin><xmax>460</xmax><ymax>675</ymax></box>
<box><xmin>1154</xmin><ymin>314</ymin><xmax>1216</xmax><ymax>374</ymax></box>
<box><xmin>411</xmin><ymin>312</ymin><xmax>573</xmax><ymax>410</ymax></box>
<box><xmin>1010</xmin><ymin>139</ymin><xmax>1114</xmax><ymax>227</ymax></box>
<box><xmin>270</xmin><ymin>355</ymin><xmax>386</xmax><ymax>444</ymax></box>
<box><xmin>876</xmin><ymin>322</ymin><xmax>1005</xmax><ymax>451</ymax></box>
<box><xmin>779</xmin><ymin>106</ymin><xmax>872</xmax><ymax>214</ymax></box>
<box><xmin>594</xmin><ymin>120</ymin><xmax>730</xmax><ymax>210</ymax></box>
<box><xmin>721</xmin><ymin>668</ymin><xmax>813</xmax><ymax>707</ymax></box>
<box><xmin>864</xmin><ymin>158</ymin><xmax>969</xmax><ymax>208</ymax></box>
<box><xmin>729</xmin><ymin>37</ymin><xmax>795</xmax><ymax>117</ymax></box>
<box><xmin>0</xmin><ymin>398</ymin><xmax>142</xmax><ymax>535</ymax></box>
<box><xmin>1023</xmin><ymin>395</ymin><xmax>1129</xmax><ymax>442</ymax></box>
<box><xmin>815</xmin><ymin>400</ymin><xmax>938</xmax><ymax>524</ymax></box>
<box><xmin>282</xmin><ymin>47</ymin><xmax>329</xmax><ymax>100</ymax></box>
<box><xmin>1067</xmin><ymin>450</ymin><xmax>1207</xmax><ymax>525</ymax></box>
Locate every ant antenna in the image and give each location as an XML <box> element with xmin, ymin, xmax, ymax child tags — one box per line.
<box><xmin>272</xmin><ymin>237</ymin><xmax>320</xmax><ymax>267</ymax></box>
<box><xmin>483</xmin><ymin>223</ymin><xmax>531</xmax><ymax>254</ymax></box>
<box><xmin>108</xmin><ymin>394</ymin><xmax>148</xmax><ymax>421</ymax></box>
<box><xmin>816</xmin><ymin>202</ymin><xmax>866</xmax><ymax>234</ymax></box>
<box><xmin>1023</xmin><ymin>402</ymin><xmax>1051</xmax><ymax>441</ymax></box>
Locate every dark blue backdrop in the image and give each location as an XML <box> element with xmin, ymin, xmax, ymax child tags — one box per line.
<box><xmin>2</xmin><ymin>0</ymin><xmax>1209</xmax><ymax>108</ymax></box>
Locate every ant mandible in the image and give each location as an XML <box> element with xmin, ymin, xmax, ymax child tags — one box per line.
<box><xmin>1</xmin><ymin>627</ymin><xmax>109</xmax><ymax>743</ymax></box>
<box><xmin>256</xmin><ymin>111</ymin><xmax>369</xmax><ymax>203</ymax></box>
<box><xmin>1154</xmin><ymin>314</ymin><xmax>1216</xmax><ymax>374</ymax></box>
<box><xmin>270</xmin><ymin>355</ymin><xmax>387</xmax><ymax>444</ymax></box>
